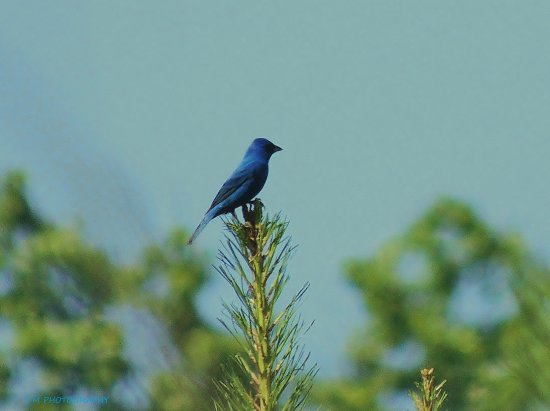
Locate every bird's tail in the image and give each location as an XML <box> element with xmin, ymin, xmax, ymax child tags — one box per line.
<box><xmin>187</xmin><ymin>209</ymin><xmax>216</xmax><ymax>245</ymax></box>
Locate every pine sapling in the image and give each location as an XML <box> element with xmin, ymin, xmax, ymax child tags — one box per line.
<box><xmin>214</xmin><ymin>200</ymin><xmax>317</xmax><ymax>411</ymax></box>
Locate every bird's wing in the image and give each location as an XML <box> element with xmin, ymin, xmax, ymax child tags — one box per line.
<box><xmin>208</xmin><ymin>164</ymin><xmax>254</xmax><ymax>210</ymax></box>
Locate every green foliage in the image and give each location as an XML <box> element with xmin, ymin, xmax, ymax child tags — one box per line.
<box><xmin>214</xmin><ymin>200</ymin><xmax>317</xmax><ymax>411</ymax></box>
<box><xmin>314</xmin><ymin>198</ymin><xmax>550</xmax><ymax>410</ymax></box>
<box><xmin>136</xmin><ymin>229</ymin><xmax>239</xmax><ymax>411</ymax></box>
<box><xmin>410</xmin><ymin>368</ymin><xmax>447</xmax><ymax>411</ymax></box>
<box><xmin>4</xmin><ymin>170</ymin><xmax>550</xmax><ymax>411</ymax></box>
<box><xmin>0</xmin><ymin>171</ymin><xmax>237</xmax><ymax>410</ymax></box>
<box><xmin>500</xmin><ymin>240</ymin><xmax>550</xmax><ymax>406</ymax></box>
<box><xmin>0</xmin><ymin>171</ymin><xmax>128</xmax><ymax>408</ymax></box>
<box><xmin>0</xmin><ymin>171</ymin><xmax>44</xmax><ymax>244</ymax></box>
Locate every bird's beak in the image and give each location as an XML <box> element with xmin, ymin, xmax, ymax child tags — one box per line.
<box><xmin>273</xmin><ymin>145</ymin><xmax>283</xmax><ymax>152</ymax></box>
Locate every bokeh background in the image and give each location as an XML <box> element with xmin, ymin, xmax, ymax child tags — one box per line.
<box><xmin>2</xmin><ymin>1</ymin><xmax>550</xmax><ymax>410</ymax></box>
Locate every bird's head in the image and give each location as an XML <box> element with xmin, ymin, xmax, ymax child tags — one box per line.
<box><xmin>247</xmin><ymin>137</ymin><xmax>283</xmax><ymax>159</ymax></box>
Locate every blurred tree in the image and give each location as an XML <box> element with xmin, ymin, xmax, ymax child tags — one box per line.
<box><xmin>314</xmin><ymin>199</ymin><xmax>550</xmax><ymax>411</ymax></box>
<box><xmin>0</xmin><ymin>171</ymin><xmax>236</xmax><ymax>410</ymax></box>
<box><xmin>129</xmin><ymin>229</ymin><xmax>239</xmax><ymax>411</ymax></box>
<box><xmin>0</xmin><ymin>171</ymin><xmax>128</xmax><ymax>410</ymax></box>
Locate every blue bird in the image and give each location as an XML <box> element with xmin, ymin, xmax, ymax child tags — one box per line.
<box><xmin>188</xmin><ymin>137</ymin><xmax>282</xmax><ymax>244</ymax></box>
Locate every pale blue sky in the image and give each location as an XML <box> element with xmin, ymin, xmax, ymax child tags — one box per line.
<box><xmin>2</xmin><ymin>1</ymin><xmax>550</xmax><ymax>378</ymax></box>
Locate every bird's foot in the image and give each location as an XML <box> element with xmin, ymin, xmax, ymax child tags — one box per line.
<box><xmin>247</xmin><ymin>198</ymin><xmax>264</xmax><ymax>209</ymax></box>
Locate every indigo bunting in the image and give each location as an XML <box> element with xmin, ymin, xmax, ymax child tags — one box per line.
<box><xmin>188</xmin><ymin>138</ymin><xmax>282</xmax><ymax>244</ymax></box>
